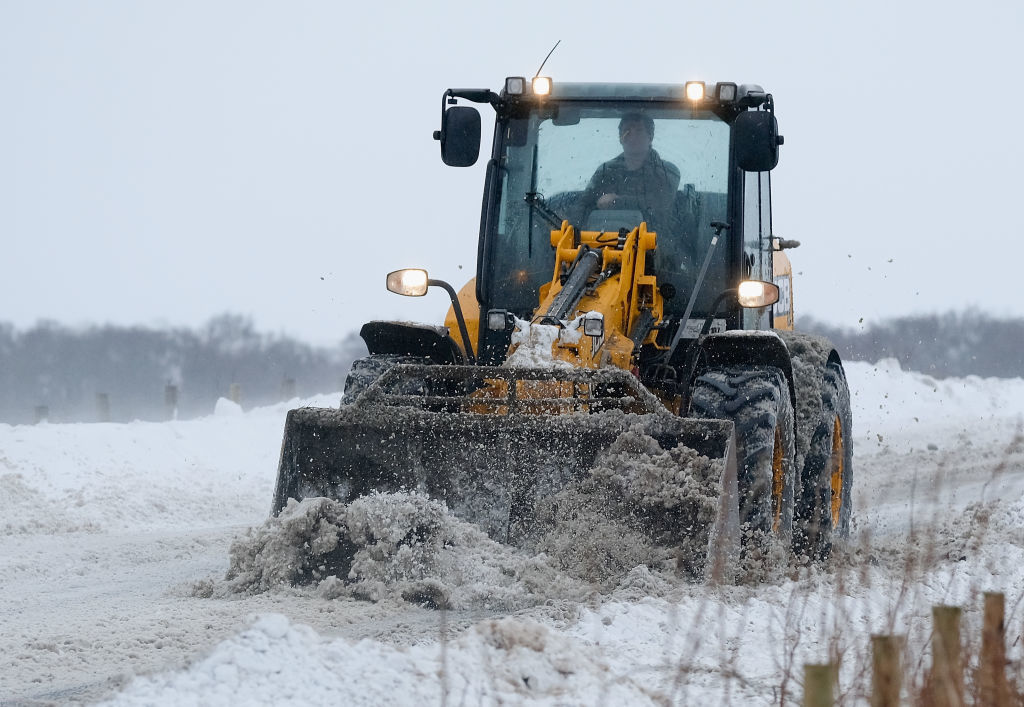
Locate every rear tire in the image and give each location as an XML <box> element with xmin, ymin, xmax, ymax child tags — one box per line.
<box><xmin>795</xmin><ymin>362</ymin><xmax>853</xmax><ymax>560</ymax></box>
<box><xmin>688</xmin><ymin>366</ymin><xmax>797</xmax><ymax>557</ymax></box>
<box><xmin>341</xmin><ymin>354</ymin><xmax>432</xmax><ymax>405</ymax></box>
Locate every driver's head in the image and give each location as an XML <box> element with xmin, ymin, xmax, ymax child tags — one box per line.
<box><xmin>619</xmin><ymin>113</ymin><xmax>655</xmax><ymax>138</ymax></box>
<box><xmin>618</xmin><ymin>113</ymin><xmax>654</xmax><ymax>158</ymax></box>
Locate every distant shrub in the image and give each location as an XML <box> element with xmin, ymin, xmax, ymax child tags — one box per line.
<box><xmin>800</xmin><ymin>310</ymin><xmax>1024</xmax><ymax>379</ymax></box>
<box><xmin>0</xmin><ymin>314</ymin><xmax>368</xmax><ymax>423</ymax></box>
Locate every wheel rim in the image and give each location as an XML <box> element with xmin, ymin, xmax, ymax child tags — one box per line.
<box><xmin>830</xmin><ymin>414</ymin><xmax>844</xmax><ymax>527</ymax></box>
<box><xmin>772</xmin><ymin>426</ymin><xmax>784</xmax><ymax>532</ymax></box>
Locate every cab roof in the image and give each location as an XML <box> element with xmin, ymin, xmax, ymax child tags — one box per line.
<box><xmin>528</xmin><ymin>81</ymin><xmax>768</xmax><ymax>109</ymax></box>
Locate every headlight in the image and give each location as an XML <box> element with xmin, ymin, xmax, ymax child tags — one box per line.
<box><xmin>386</xmin><ymin>268</ymin><xmax>429</xmax><ymax>297</ymax></box>
<box><xmin>737</xmin><ymin>280</ymin><xmax>780</xmax><ymax>308</ymax></box>
<box><xmin>582</xmin><ymin>312</ymin><xmax>604</xmax><ymax>338</ymax></box>
<box><xmin>532</xmin><ymin>76</ymin><xmax>552</xmax><ymax>96</ymax></box>
<box><xmin>487</xmin><ymin>309</ymin><xmax>512</xmax><ymax>331</ymax></box>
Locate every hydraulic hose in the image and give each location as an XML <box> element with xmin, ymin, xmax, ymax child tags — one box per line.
<box><xmin>541</xmin><ymin>248</ymin><xmax>602</xmax><ymax>324</ymax></box>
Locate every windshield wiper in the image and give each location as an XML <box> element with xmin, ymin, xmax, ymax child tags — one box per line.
<box><xmin>523</xmin><ymin>143</ymin><xmax>566</xmax><ymax>256</ymax></box>
<box><xmin>524</xmin><ymin>191</ymin><xmax>564</xmax><ymax>229</ymax></box>
<box><xmin>665</xmin><ymin>220</ymin><xmax>730</xmax><ymax>363</ymax></box>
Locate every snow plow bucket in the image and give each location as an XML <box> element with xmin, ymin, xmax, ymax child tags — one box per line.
<box><xmin>273</xmin><ymin>365</ymin><xmax>740</xmax><ymax>581</ymax></box>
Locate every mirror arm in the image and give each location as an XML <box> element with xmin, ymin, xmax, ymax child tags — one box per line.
<box><xmin>445</xmin><ymin>88</ymin><xmax>501</xmax><ymax>107</ymax></box>
<box><xmin>428</xmin><ymin>278</ymin><xmax>477</xmax><ymax>365</ymax></box>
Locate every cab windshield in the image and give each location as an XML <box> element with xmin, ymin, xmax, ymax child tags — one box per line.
<box><xmin>484</xmin><ymin>103</ymin><xmax>731</xmax><ymax>318</ymax></box>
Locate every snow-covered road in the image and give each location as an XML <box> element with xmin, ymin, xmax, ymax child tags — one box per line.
<box><xmin>2</xmin><ymin>361</ymin><xmax>1023</xmax><ymax>705</ymax></box>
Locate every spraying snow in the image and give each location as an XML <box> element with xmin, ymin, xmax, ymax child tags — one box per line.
<box><xmin>222</xmin><ymin>492</ymin><xmax>589</xmax><ymax>611</ymax></box>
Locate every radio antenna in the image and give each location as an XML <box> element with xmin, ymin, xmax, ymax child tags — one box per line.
<box><xmin>534</xmin><ymin>40</ymin><xmax>561</xmax><ymax>78</ymax></box>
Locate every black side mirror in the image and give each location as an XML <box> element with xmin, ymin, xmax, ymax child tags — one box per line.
<box><xmin>734</xmin><ymin>111</ymin><xmax>782</xmax><ymax>172</ymax></box>
<box><xmin>438</xmin><ymin>106</ymin><xmax>481</xmax><ymax>167</ymax></box>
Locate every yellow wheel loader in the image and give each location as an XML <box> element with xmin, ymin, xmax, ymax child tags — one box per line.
<box><xmin>273</xmin><ymin>78</ymin><xmax>853</xmax><ymax>579</ymax></box>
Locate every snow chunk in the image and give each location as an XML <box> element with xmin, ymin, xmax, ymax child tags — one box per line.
<box><xmin>221</xmin><ymin>493</ymin><xmax>587</xmax><ymax>610</ymax></box>
<box><xmin>504</xmin><ymin>318</ymin><xmax>573</xmax><ymax>369</ymax></box>
<box><xmin>225</xmin><ymin>497</ymin><xmax>347</xmax><ymax>592</ymax></box>
<box><xmin>532</xmin><ymin>428</ymin><xmax>726</xmax><ymax>583</ymax></box>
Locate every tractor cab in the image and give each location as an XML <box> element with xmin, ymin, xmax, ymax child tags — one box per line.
<box><xmin>435</xmin><ymin>79</ymin><xmax>785</xmax><ymax>366</ymax></box>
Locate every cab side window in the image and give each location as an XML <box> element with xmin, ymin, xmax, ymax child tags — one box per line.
<box><xmin>742</xmin><ymin>171</ymin><xmax>773</xmax><ymax>329</ymax></box>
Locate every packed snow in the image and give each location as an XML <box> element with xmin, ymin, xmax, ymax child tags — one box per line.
<box><xmin>2</xmin><ymin>360</ymin><xmax>1023</xmax><ymax>705</ymax></box>
<box><xmin>505</xmin><ymin>319</ymin><xmax>575</xmax><ymax>369</ymax></box>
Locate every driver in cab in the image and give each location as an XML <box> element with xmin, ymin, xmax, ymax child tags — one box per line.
<box><xmin>579</xmin><ymin>113</ymin><xmax>680</xmax><ymax>233</ymax></box>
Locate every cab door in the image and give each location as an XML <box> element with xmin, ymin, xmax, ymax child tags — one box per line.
<box><xmin>741</xmin><ymin>171</ymin><xmax>774</xmax><ymax>329</ymax></box>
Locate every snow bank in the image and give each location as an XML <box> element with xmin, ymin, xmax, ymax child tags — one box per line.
<box><xmin>5</xmin><ymin>363</ymin><xmax>1024</xmax><ymax>704</ymax></box>
<box><xmin>100</xmin><ymin>612</ymin><xmax>664</xmax><ymax>707</ymax></box>
<box><xmin>846</xmin><ymin>358</ymin><xmax>1024</xmax><ymax>452</ymax></box>
<box><xmin>0</xmin><ymin>393</ymin><xmax>341</xmax><ymax>534</ymax></box>
<box><xmin>108</xmin><ymin>497</ymin><xmax>1024</xmax><ymax>706</ymax></box>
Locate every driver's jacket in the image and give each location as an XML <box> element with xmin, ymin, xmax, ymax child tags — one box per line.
<box><xmin>579</xmin><ymin>149</ymin><xmax>681</xmax><ymax>233</ymax></box>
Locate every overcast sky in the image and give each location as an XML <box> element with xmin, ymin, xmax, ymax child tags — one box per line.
<box><xmin>2</xmin><ymin>1</ymin><xmax>1021</xmax><ymax>346</ymax></box>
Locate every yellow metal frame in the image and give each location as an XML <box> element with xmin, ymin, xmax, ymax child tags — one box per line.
<box><xmin>772</xmin><ymin>249</ymin><xmax>794</xmax><ymax>331</ymax></box>
<box><xmin>444</xmin><ymin>278</ymin><xmax>480</xmax><ymax>357</ymax></box>
<box><xmin>830</xmin><ymin>414</ymin><xmax>844</xmax><ymax>527</ymax></box>
<box><xmin>527</xmin><ymin>221</ymin><xmax>665</xmax><ymax>370</ymax></box>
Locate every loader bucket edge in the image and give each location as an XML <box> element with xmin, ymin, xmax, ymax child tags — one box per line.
<box><xmin>273</xmin><ymin>401</ymin><xmax>739</xmax><ymax>578</ymax></box>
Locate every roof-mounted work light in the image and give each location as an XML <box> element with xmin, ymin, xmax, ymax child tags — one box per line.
<box><xmin>532</xmin><ymin>76</ymin><xmax>552</xmax><ymax>96</ymax></box>
<box><xmin>716</xmin><ymin>82</ymin><xmax>738</xmax><ymax>103</ymax></box>
<box><xmin>685</xmin><ymin>81</ymin><xmax>705</xmax><ymax>102</ymax></box>
<box><xmin>504</xmin><ymin>77</ymin><xmax>526</xmax><ymax>95</ymax></box>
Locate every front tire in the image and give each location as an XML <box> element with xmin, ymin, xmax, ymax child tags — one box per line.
<box><xmin>689</xmin><ymin>366</ymin><xmax>797</xmax><ymax>557</ymax></box>
<box><xmin>341</xmin><ymin>354</ymin><xmax>432</xmax><ymax>405</ymax></box>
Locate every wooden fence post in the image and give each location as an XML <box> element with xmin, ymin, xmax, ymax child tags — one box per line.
<box><xmin>803</xmin><ymin>663</ymin><xmax>836</xmax><ymax>707</ymax></box>
<box><xmin>164</xmin><ymin>385</ymin><xmax>179</xmax><ymax>418</ymax></box>
<box><xmin>871</xmin><ymin>634</ymin><xmax>902</xmax><ymax>707</ymax></box>
<box><xmin>95</xmin><ymin>393</ymin><xmax>111</xmax><ymax>422</ymax></box>
<box><xmin>280</xmin><ymin>377</ymin><xmax>296</xmax><ymax>402</ymax></box>
<box><xmin>165</xmin><ymin>384</ymin><xmax>179</xmax><ymax>421</ymax></box>
<box><xmin>228</xmin><ymin>383</ymin><xmax>241</xmax><ymax>406</ymax></box>
<box><xmin>930</xmin><ymin>605</ymin><xmax>964</xmax><ymax>707</ymax></box>
<box><xmin>980</xmin><ymin>592</ymin><xmax>1010</xmax><ymax>707</ymax></box>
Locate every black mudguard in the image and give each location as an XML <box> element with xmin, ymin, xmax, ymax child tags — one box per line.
<box><xmin>360</xmin><ymin>320</ymin><xmax>464</xmax><ymax>364</ymax></box>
